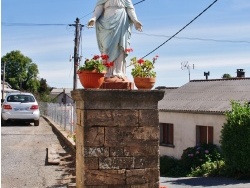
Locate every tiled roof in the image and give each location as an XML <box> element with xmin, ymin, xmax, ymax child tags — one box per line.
<box><xmin>158</xmin><ymin>78</ymin><xmax>250</xmax><ymax>114</ymax></box>
<box><xmin>50</xmin><ymin>88</ymin><xmax>73</xmax><ymax>95</ymax></box>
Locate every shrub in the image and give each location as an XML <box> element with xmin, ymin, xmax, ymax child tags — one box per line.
<box><xmin>160</xmin><ymin>144</ymin><xmax>224</xmax><ymax>178</ymax></box>
<box><xmin>220</xmin><ymin>101</ymin><xmax>250</xmax><ymax>179</ymax></box>
<box><xmin>188</xmin><ymin>160</ymin><xmax>226</xmax><ymax>177</ymax></box>
<box><xmin>160</xmin><ymin>155</ymin><xmax>188</xmax><ymax>177</ymax></box>
<box><xmin>181</xmin><ymin>144</ymin><xmax>223</xmax><ymax>170</ymax></box>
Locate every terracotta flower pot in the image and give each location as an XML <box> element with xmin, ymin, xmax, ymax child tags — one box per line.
<box><xmin>134</xmin><ymin>77</ymin><xmax>156</xmax><ymax>90</ymax></box>
<box><xmin>77</xmin><ymin>70</ymin><xmax>105</xmax><ymax>89</ymax></box>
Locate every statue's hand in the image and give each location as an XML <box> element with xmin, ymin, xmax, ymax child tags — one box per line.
<box><xmin>134</xmin><ymin>21</ymin><xmax>143</xmax><ymax>32</ymax></box>
<box><xmin>88</xmin><ymin>18</ymin><xmax>96</xmax><ymax>28</ymax></box>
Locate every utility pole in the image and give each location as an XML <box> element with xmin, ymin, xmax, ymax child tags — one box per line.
<box><xmin>69</xmin><ymin>18</ymin><xmax>82</xmax><ymax>90</ymax></box>
<box><xmin>1</xmin><ymin>62</ymin><xmax>6</xmax><ymax>102</ymax></box>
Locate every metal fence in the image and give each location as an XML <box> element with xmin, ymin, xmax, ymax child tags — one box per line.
<box><xmin>39</xmin><ymin>102</ymin><xmax>76</xmax><ymax>134</ymax></box>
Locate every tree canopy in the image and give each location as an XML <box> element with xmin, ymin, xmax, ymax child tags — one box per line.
<box><xmin>222</xmin><ymin>73</ymin><xmax>232</xmax><ymax>79</ymax></box>
<box><xmin>220</xmin><ymin>101</ymin><xmax>250</xmax><ymax>178</ymax></box>
<box><xmin>1</xmin><ymin>50</ymin><xmax>40</xmax><ymax>92</ymax></box>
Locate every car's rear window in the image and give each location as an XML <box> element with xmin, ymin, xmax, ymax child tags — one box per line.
<box><xmin>7</xmin><ymin>95</ymin><xmax>35</xmax><ymax>103</ymax></box>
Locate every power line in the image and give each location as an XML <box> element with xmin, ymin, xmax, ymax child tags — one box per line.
<box><xmin>79</xmin><ymin>0</ymin><xmax>146</xmax><ymax>20</ymax></box>
<box><xmin>4</xmin><ymin>19</ymin><xmax>248</xmax><ymax>44</ymax></box>
<box><xmin>79</xmin><ymin>12</ymin><xmax>93</xmax><ymax>20</ymax></box>
<box><xmin>2</xmin><ymin>0</ymin><xmax>147</xmax><ymax>27</ymax></box>
<box><xmin>133</xmin><ymin>32</ymin><xmax>250</xmax><ymax>44</ymax></box>
<box><xmin>141</xmin><ymin>0</ymin><xmax>219</xmax><ymax>59</ymax></box>
<box><xmin>133</xmin><ymin>0</ymin><xmax>146</xmax><ymax>6</ymax></box>
<box><xmin>1</xmin><ymin>22</ymin><xmax>68</xmax><ymax>26</ymax></box>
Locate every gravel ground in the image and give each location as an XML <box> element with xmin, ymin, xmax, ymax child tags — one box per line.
<box><xmin>160</xmin><ymin>177</ymin><xmax>250</xmax><ymax>188</ymax></box>
<box><xmin>1</xmin><ymin>118</ymin><xmax>76</xmax><ymax>188</ymax></box>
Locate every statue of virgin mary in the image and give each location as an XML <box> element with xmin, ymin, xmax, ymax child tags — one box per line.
<box><xmin>88</xmin><ymin>0</ymin><xmax>142</xmax><ymax>82</ymax></box>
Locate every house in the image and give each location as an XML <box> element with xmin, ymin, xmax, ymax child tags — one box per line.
<box><xmin>158</xmin><ymin>77</ymin><xmax>250</xmax><ymax>159</ymax></box>
<box><xmin>50</xmin><ymin>88</ymin><xmax>74</xmax><ymax>104</ymax></box>
<box><xmin>1</xmin><ymin>81</ymin><xmax>19</xmax><ymax>99</ymax></box>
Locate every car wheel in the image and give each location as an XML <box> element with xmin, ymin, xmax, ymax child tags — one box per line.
<box><xmin>34</xmin><ymin>120</ymin><xmax>39</xmax><ymax>126</ymax></box>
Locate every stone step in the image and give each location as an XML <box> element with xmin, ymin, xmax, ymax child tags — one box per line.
<box><xmin>47</xmin><ymin>143</ymin><xmax>61</xmax><ymax>165</ymax></box>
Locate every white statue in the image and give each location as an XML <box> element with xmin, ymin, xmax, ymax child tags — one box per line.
<box><xmin>88</xmin><ymin>0</ymin><xmax>143</xmax><ymax>82</ymax></box>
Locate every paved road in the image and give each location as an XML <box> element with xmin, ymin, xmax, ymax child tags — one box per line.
<box><xmin>160</xmin><ymin>177</ymin><xmax>250</xmax><ymax>188</ymax></box>
<box><xmin>1</xmin><ymin>117</ymin><xmax>75</xmax><ymax>188</ymax></box>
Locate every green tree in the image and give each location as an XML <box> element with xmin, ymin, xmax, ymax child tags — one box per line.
<box><xmin>38</xmin><ymin>78</ymin><xmax>50</xmax><ymax>94</ymax></box>
<box><xmin>36</xmin><ymin>78</ymin><xmax>53</xmax><ymax>102</ymax></box>
<box><xmin>222</xmin><ymin>73</ymin><xmax>232</xmax><ymax>79</ymax></box>
<box><xmin>1</xmin><ymin>50</ymin><xmax>40</xmax><ymax>92</ymax></box>
<box><xmin>220</xmin><ymin>101</ymin><xmax>250</xmax><ymax>178</ymax></box>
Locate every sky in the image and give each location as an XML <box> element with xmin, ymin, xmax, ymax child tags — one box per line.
<box><xmin>1</xmin><ymin>0</ymin><xmax>250</xmax><ymax>89</ymax></box>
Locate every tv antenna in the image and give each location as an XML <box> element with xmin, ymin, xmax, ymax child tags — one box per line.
<box><xmin>181</xmin><ymin>61</ymin><xmax>194</xmax><ymax>81</ymax></box>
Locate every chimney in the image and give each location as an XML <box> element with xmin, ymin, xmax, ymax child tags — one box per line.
<box><xmin>237</xmin><ymin>69</ymin><xmax>245</xmax><ymax>78</ymax></box>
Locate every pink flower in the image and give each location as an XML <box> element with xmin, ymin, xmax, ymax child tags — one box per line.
<box><xmin>125</xmin><ymin>48</ymin><xmax>133</xmax><ymax>53</ymax></box>
<box><xmin>153</xmin><ymin>55</ymin><xmax>159</xmax><ymax>61</ymax></box>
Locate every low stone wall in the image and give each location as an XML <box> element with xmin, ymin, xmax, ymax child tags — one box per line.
<box><xmin>71</xmin><ymin>89</ymin><xmax>164</xmax><ymax>188</ymax></box>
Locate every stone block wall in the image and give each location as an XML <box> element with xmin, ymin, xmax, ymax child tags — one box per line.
<box><xmin>71</xmin><ymin>89</ymin><xmax>164</xmax><ymax>188</ymax></box>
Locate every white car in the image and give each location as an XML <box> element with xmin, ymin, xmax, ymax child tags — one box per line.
<box><xmin>1</xmin><ymin>92</ymin><xmax>40</xmax><ymax>126</ymax></box>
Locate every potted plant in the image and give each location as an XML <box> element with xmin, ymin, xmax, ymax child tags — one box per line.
<box><xmin>130</xmin><ymin>55</ymin><xmax>158</xmax><ymax>90</ymax></box>
<box><xmin>77</xmin><ymin>54</ymin><xmax>110</xmax><ymax>89</ymax></box>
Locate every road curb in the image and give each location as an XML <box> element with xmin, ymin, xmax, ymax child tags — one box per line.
<box><xmin>42</xmin><ymin>115</ymin><xmax>76</xmax><ymax>154</ymax></box>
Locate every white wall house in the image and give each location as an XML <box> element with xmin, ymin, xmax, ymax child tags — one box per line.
<box><xmin>50</xmin><ymin>88</ymin><xmax>74</xmax><ymax>104</ymax></box>
<box><xmin>158</xmin><ymin>78</ymin><xmax>250</xmax><ymax>159</ymax></box>
<box><xmin>1</xmin><ymin>81</ymin><xmax>19</xmax><ymax>100</ymax></box>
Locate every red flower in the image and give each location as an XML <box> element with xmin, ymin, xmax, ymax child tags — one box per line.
<box><xmin>137</xmin><ymin>59</ymin><xmax>144</xmax><ymax>64</ymax></box>
<box><xmin>110</xmin><ymin>62</ymin><xmax>114</xmax><ymax>67</ymax></box>
<box><xmin>93</xmin><ymin>55</ymin><xmax>99</xmax><ymax>60</ymax></box>
<box><xmin>104</xmin><ymin>62</ymin><xmax>114</xmax><ymax>68</ymax></box>
<box><xmin>101</xmin><ymin>54</ymin><xmax>109</xmax><ymax>60</ymax></box>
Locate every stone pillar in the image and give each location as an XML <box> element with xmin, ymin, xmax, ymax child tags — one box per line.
<box><xmin>71</xmin><ymin>89</ymin><xmax>164</xmax><ymax>188</ymax></box>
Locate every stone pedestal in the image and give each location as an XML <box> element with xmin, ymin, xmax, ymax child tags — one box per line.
<box><xmin>71</xmin><ymin>89</ymin><xmax>164</xmax><ymax>188</ymax></box>
<box><xmin>100</xmin><ymin>82</ymin><xmax>134</xmax><ymax>90</ymax></box>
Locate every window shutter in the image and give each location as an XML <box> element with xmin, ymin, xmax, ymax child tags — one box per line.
<box><xmin>200</xmin><ymin>126</ymin><xmax>207</xmax><ymax>144</ymax></box>
<box><xmin>168</xmin><ymin>124</ymin><xmax>174</xmax><ymax>145</ymax></box>
<box><xmin>208</xmin><ymin>126</ymin><xmax>213</xmax><ymax>144</ymax></box>
<box><xmin>162</xmin><ymin>125</ymin><xmax>168</xmax><ymax>144</ymax></box>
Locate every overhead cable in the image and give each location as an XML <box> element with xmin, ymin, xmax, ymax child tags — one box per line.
<box><xmin>2</xmin><ymin>0</ymin><xmax>147</xmax><ymax>27</ymax></box>
<box><xmin>134</xmin><ymin>32</ymin><xmax>250</xmax><ymax>44</ymax></box>
<box><xmin>141</xmin><ymin>0</ymin><xmax>219</xmax><ymax>59</ymax></box>
<box><xmin>79</xmin><ymin>0</ymin><xmax>146</xmax><ymax>20</ymax></box>
<box><xmin>1</xmin><ymin>22</ymin><xmax>68</xmax><ymax>26</ymax></box>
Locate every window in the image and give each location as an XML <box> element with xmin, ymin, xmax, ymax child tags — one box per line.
<box><xmin>160</xmin><ymin>123</ymin><xmax>174</xmax><ymax>146</ymax></box>
<box><xmin>196</xmin><ymin>125</ymin><xmax>213</xmax><ymax>145</ymax></box>
<box><xmin>7</xmin><ymin>94</ymin><xmax>35</xmax><ymax>103</ymax></box>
